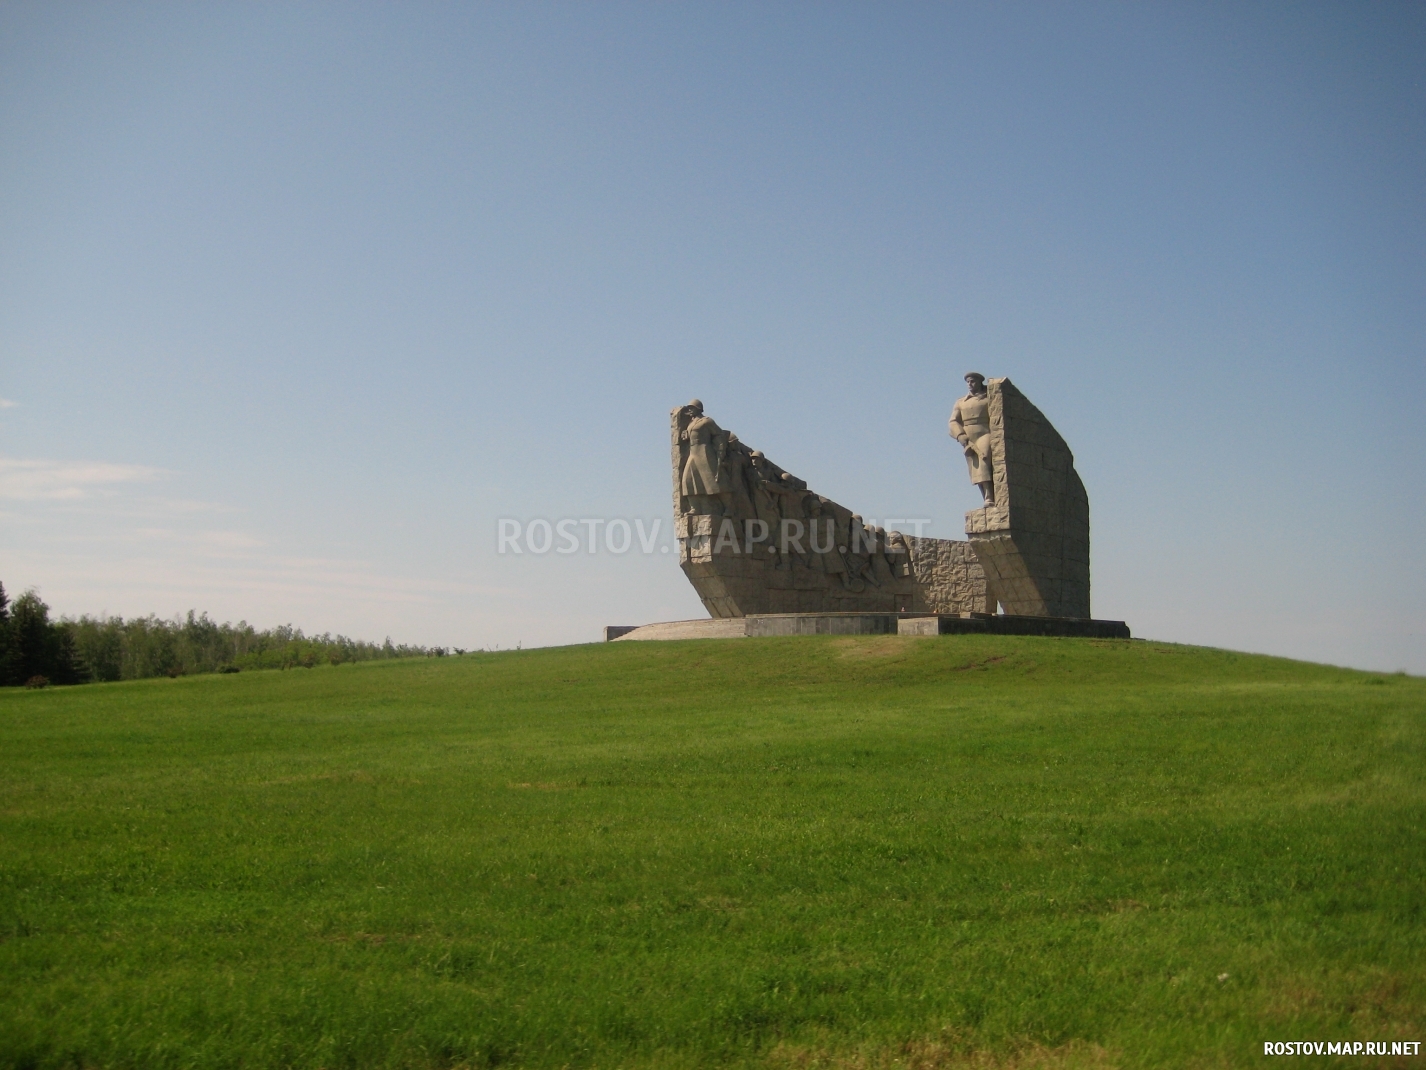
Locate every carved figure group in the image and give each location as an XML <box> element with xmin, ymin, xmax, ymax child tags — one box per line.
<box><xmin>676</xmin><ymin>399</ymin><xmax>910</xmax><ymax>591</ymax></box>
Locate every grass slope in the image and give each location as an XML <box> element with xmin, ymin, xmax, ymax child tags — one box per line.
<box><xmin>1</xmin><ymin>636</ymin><xmax>1422</xmax><ymax>1069</ymax></box>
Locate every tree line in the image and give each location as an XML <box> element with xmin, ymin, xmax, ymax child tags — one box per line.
<box><xmin>0</xmin><ymin>581</ymin><xmax>456</xmax><ymax>687</ymax></box>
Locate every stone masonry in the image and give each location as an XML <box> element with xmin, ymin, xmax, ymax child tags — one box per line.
<box><xmin>963</xmin><ymin>378</ymin><xmax>1091</xmax><ymax>618</ymax></box>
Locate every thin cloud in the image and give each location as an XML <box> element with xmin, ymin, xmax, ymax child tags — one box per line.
<box><xmin>131</xmin><ymin>527</ymin><xmax>267</xmax><ymax>551</ymax></box>
<box><xmin>0</xmin><ymin>457</ymin><xmax>168</xmax><ymax>500</ymax></box>
<box><xmin>135</xmin><ymin>495</ymin><xmax>237</xmax><ymax>516</ymax></box>
<box><xmin>0</xmin><ymin>397</ymin><xmax>16</xmax><ymax>408</ymax></box>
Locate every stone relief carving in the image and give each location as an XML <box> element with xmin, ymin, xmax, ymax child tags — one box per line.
<box><xmin>677</xmin><ymin>400</ymin><xmax>737</xmax><ymax>515</ymax></box>
<box><xmin>672</xmin><ymin>401</ymin><xmax>987</xmax><ymax>619</ymax></box>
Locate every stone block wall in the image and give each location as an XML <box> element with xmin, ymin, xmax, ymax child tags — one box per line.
<box><xmin>906</xmin><ymin>536</ymin><xmax>987</xmax><ymax>616</ymax></box>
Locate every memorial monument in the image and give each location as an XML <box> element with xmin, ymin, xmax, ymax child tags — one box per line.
<box><xmin>608</xmin><ymin>375</ymin><xmax>1123</xmax><ymax>640</ymax></box>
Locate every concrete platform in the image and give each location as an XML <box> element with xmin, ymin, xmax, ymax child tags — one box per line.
<box><xmin>609</xmin><ymin>613</ymin><xmax>1129</xmax><ymax>641</ymax></box>
<box><xmin>607</xmin><ymin>619</ymin><xmax>748</xmax><ymax>641</ymax></box>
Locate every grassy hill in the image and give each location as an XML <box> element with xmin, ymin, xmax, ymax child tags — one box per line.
<box><xmin>1</xmin><ymin>635</ymin><xmax>1422</xmax><ymax>1069</ymax></box>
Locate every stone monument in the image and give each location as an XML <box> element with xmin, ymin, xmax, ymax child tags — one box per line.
<box><xmin>672</xmin><ymin>375</ymin><xmax>1091</xmax><ymax>621</ymax></box>
<box><xmin>609</xmin><ymin>376</ymin><xmax>1123</xmax><ymax>640</ymax></box>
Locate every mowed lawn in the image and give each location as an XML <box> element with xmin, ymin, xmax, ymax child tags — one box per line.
<box><xmin>1</xmin><ymin>637</ymin><xmax>1422</xmax><ymax>1069</ymax></box>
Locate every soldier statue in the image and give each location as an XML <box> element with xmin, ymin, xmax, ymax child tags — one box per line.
<box><xmin>949</xmin><ymin>372</ymin><xmax>995</xmax><ymax>505</ymax></box>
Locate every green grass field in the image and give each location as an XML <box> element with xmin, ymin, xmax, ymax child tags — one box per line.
<box><xmin>1</xmin><ymin>636</ymin><xmax>1422</xmax><ymax>1069</ymax></box>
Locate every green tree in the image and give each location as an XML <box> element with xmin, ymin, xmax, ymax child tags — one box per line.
<box><xmin>0</xmin><ymin>588</ymin><xmax>86</xmax><ymax>686</ymax></box>
<box><xmin>50</xmin><ymin>623</ymin><xmax>85</xmax><ymax>685</ymax></box>
<box><xmin>6</xmin><ymin>590</ymin><xmax>53</xmax><ymax>685</ymax></box>
<box><xmin>0</xmin><ymin>581</ymin><xmax>10</xmax><ymax>683</ymax></box>
<box><xmin>68</xmin><ymin>615</ymin><xmax>123</xmax><ymax>682</ymax></box>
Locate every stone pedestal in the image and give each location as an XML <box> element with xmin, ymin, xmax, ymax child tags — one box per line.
<box><xmin>607</xmin><ymin>612</ymin><xmax>1130</xmax><ymax>641</ymax></box>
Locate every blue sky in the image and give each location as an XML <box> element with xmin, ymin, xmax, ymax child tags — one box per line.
<box><xmin>2</xmin><ymin>2</ymin><xmax>1422</xmax><ymax>671</ymax></box>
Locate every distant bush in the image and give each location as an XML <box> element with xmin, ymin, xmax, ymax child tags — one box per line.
<box><xmin>0</xmin><ymin>578</ymin><xmax>448</xmax><ymax>687</ymax></box>
<box><xmin>24</xmin><ymin>675</ymin><xmax>50</xmax><ymax>690</ymax></box>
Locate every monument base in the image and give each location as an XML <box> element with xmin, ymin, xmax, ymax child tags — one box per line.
<box><xmin>608</xmin><ymin>613</ymin><xmax>1130</xmax><ymax>642</ymax></box>
<box><xmin>896</xmin><ymin>614</ymin><xmax>1130</xmax><ymax>639</ymax></box>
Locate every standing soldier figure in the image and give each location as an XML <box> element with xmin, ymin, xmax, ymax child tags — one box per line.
<box><xmin>679</xmin><ymin>399</ymin><xmax>737</xmax><ymax>516</ymax></box>
<box><xmin>949</xmin><ymin>372</ymin><xmax>996</xmax><ymax>505</ymax></box>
